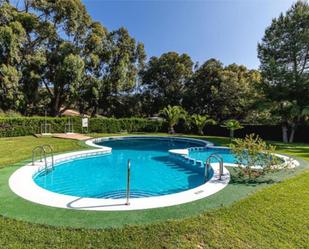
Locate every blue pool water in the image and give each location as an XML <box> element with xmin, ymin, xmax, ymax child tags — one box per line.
<box><xmin>34</xmin><ymin>137</ymin><xmax>233</xmax><ymax>199</ymax></box>
<box><xmin>189</xmin><ymin>147</ymin><xmax>237</xmax><ymax>164</ymax></box>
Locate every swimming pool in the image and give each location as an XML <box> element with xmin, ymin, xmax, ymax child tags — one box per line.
<box><xmin>189</xmin><ymin>147</ymin><xmax>237</xmax><ymax>164</ymax></box>
<box><xmin>9</xmin><ymin>136</ymin><xmax>296</xmax><ymax>210</ymax></box>
<box><xmin>33</xmin><ymin>137</ymin><xmax>215</xmax><ymax>199</ymax></box>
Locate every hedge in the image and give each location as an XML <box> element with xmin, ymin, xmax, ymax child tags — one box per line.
<box><xmin>0</xmin><ymin>117</ymin><xmax>308</xmax><ymax>143</ymax></box>
<box><xmin>174</xmin><ymin>121</ymin><xmax>309</xmax><ymax>143</ymax></box>
<box><xmin>0</xmin><ymin>117</ymin><xmax>164</xmax><ymax>137</ymax></box>
<box><xmin>202</xmin><ymin>124</ymin><xmax>309</xmax><ymax>143</ymax></box>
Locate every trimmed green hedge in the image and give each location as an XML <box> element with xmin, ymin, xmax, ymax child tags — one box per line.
<box><xmin>0</xmin><ymin>117</ymin><xmax>164</xmax><ymax>137</ymax></box>
<box><xmin>1</xmin><ymin>117</ymin><xmax>307</xmax><ymax>142</ymax></box>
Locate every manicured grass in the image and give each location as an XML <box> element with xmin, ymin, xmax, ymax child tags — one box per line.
<box><xmin>0</xmin><ymin>134</ymin><xmax>308</xmax><ymax>248</ymax></box>
<box><xmin>0</xmin><ymin>136</ymin><xmax>88</xmax><ymax>168</ymax></box>
<box><xmin>1</xmin><ymin>170</ymin><xmax>308</xmax><ymax>249</ymax></box>
<box><xmin>270</xmin><ymin>141</ymin><xmax>309</xmax><ymax>160</ymax></box>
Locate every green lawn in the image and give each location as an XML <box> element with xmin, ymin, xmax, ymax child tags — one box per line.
<box><xmin>270</xmin><ymin>141</ymin><xmax>309</xmax><ymax>160</ymax></box>
<box><xmin>0</xmin><ymin>134</ymin><xmax>308</xmax><ymax>248</ymax></box>
<box><xmin>0</xmin><ymin>136</ymin><xmax>88</xmax><ymax>168</ymax></box>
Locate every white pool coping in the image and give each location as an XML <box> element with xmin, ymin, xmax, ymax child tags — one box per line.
<box><xmin>169</xmin><ymin>147</ymin><xmax>300</xmax><ymax>170</ymax></box>
<box><xmin>8</xmin><ymin>136</ymin><xmax>298</xmax><ymax>211</ymax></box>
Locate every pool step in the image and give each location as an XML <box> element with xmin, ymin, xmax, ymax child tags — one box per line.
<box><xmin>94</xmin><ymin>190</ymin><xmax>158</xmax><ymax>199</ymax></box>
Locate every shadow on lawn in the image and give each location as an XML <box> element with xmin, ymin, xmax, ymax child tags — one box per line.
<box><xmin>229</xmin><ymin>174</ymin><xmax>275</xmax><ymax>186</ymax></box>
<box><xmin>66</xmin><ymin>197</ymin><xmax>128</xmax><ymax>209</ymax></box>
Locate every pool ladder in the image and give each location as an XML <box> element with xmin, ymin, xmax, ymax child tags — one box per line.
<box><xmin>126</xmin><ymin>159</ymin><xmax>131</xmax><ymax>205</ymax></box>
<box><xmin>32</xmin><ymin>144</ymin><xmax>54</xmax><ymax>172</ymax></box>
<box><xmin>205</xmin><ymin>153</ymin><xmax>224</xmax><ymax>181</ymax></box>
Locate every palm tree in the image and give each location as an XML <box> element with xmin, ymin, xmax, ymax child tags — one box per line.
<box><xmin>272</xmin><ymin>100</ymin><xmax>309</xmax><ymax>143</ymax></box>
<box><xmin>221</xmin><ymin>119</ymin><xmax>243</xmax><ymax>139</ymax></box>
<box><xmin>287</xmin><ymin>103</ymin><xmax>309</xmax><ymax>143</ymax></box>
<box><xmin>191</xmin><ymin>114</ymin><xmax>216</xmax><ymax>135</ymax></box>
<box><xmin>159</xmin><ymin>105</ymin><xmax>187</xmax><ymax>133</ymax></box>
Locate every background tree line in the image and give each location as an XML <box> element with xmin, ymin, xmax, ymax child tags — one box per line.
<box><xmin>0</xmin><ymin>0</ymin><xmax>308</xmax><ymax>142</ymax></box>
<box><xmin>0</xmin><ymin>0</ymin><xmax>145</xmax><ymax>117</ymax></box>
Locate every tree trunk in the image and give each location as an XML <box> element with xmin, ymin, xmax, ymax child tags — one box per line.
<box><xmin>52</xmin><ymin>97</ymin><xmax>60</xmax><ymax>116</ymax></box>
<box><xmin>230</xmin><ymin>129</ymin><xmax>234</xmax><ymax>139</ymax></box>
<box><xmin>169</xmin><ymin>126</ymin><xmax>175</xmax><ymax>134</ymax></box>
<box><xmin>51</xmin><ymin>88</ymin><xmax>63</xmax><ymax>117</ymax></box>
<box><xmin>91</xmin><ymin>105</ymin><xmax>97</xmax><ymax>117</ymax></box>
<box><xmin>282</xmin><ymin>124</ymin><xmax>288</xmax><ymax>143</ymax></box>
<box><xmin>289</xmin><ymin>123</ymin><xmax>296</xmax><ymax>143</ymax></box>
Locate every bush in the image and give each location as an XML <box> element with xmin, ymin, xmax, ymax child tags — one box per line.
<box><xmin>0</xmin><ymin>117</ymin><xmax>164</xmax><ymax>137</ymax></box>
<box><xmin>200</xmin><ymin>124</ymin><xmax>309</xmax><ymax>143</ymax></box>
<box><xmin>231</xmin><ymin>134</ymin><xmax>281</xmax><ymax>181</ymax></box>
<box><xmin>0</xmin><ymin>110</ymin><xmax>23</xmax><ymax>118</ymax></box>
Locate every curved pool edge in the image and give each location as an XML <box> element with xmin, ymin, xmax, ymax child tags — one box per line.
<box><xmin>9</xmin><ymin>161</ymin><xmax>229</xmax><ymax>211</ymax></box>
<box><xmin>169</xmin><ymin>145</ymin><xmax>300</xmax><ymax>170</ymax></box>
<box><xmin>85</xmin><ymin>135</ymin><xmax>214</xmax><ymax>148</ymax></box>
<box><xmin>9</xmin><ymin>136</ymin><xmax>230</xmax><ymax>211</ymax></box>
<box><xmin>8</xmin><ymin>135</ymin><xmax>299</xmax><ymax>211</ymax></box>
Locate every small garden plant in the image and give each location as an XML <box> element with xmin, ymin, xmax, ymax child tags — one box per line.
<box><xmin>221</xmin><ymin>119</ymin><xmax>243</xmax><ymax>139</ymax></box>
<box><xmin>190</xmin><ymin>114</ymin><xmax>216</xmax><ymax>135</ymax></box>
<box><xmin>231</xmin><ymin>134</ymin><xmax>282</xmax><ymax>181</ymax></box>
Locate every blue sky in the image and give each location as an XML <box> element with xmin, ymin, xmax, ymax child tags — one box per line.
<box><xmin>82</xmin><ymin>0</ymin><xmax>296</xmax><ymax>69</ymax></box>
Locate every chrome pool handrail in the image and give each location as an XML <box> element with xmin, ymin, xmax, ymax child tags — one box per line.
<box><xmin>205</xmin><ymin>153</ymin><xmax>224</xmax><ymax>181</ymax></box>
<box><xmin>32</xmin><ymin>146</ymin><xmax>44</xmax><ymax>165</ymax></box>
<box><xmin>41</xmin><ymin>144</ymin><xmax>54</xmax><ymax>170</ymax></box>
<box><xmin>126</xmin><ymin>159</ymin><xmax>131</xmax><ymax>205</ymax></box>
<box><xmin>32</xmin><ymin>145</ymin><xmax>54</xmax><ymax>172</ymax></box>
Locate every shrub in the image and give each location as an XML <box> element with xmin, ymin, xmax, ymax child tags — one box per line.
<box><xmin>221</xmin><ymin>119</ymin><xmax>243</xmax><ymax>139</ymax></box>
<box><xmin>0</xmin><ymin>117</ymin><xmax>164</xmax><ymax>137</ymax></box>
<box><xmin>0</xmin><ymin>110</ymin><xmax>23</xmax><ymax>117</ymax></box>
<box><xmin>231</xmin><ymin>134</ymin><xmax>281</xmax><ymax>180</ymax></box>
<box><xmin>190</xmin><ymin>114</ymin><xmax>216</xmax><ymax>135</ymax></box>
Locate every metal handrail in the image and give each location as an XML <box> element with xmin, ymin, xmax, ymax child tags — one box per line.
<box><xmin>205</xmin><ymin>153</ymin><xmax>224</xmax><ymax>181</ymax></box>
<box><xmin>126</xmin><ymin>159</ymin><xmax>131</xmax><ymax>205</ymax></box>
<box><xmin>42</xmin><ymin>144</ymin><xmax>54</xmax><ymax>170</ymax></box>
<box><xmin>40</xmin><ymin>123</ymin><xmax>51</xmax><ymax>134</ymax></box>
<box><xmin>32</xmin><ymin>146</ymin><xmax>44</xmax><ymax>165</ymax></box>
<box><xmin>65</xmin><ymin>118</ymin><xmax>74</xmax><ymax>133</ymax></box>
<box><xmin>31</xmin><ymin>145</ymin><xmax>54</xmax><ymax>172</ymax></box>
<box><xmin>210</xmin><ymin>152</ymin><xmax>223</xmax><ymax>162</ymax></box>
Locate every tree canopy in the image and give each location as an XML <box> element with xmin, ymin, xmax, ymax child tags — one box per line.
<box><xmin>184</xmin><ymin>60</ymin><xmax>262</xmax><ymax>121</ymax></box>
<box><xmin>258</xmin><ymin>0</ymin><xmax>309</xmax><ymax>142</ymax></box>
<box><xmin>0</xmin><ymin>0</ymin><xmax>307</xmax><ymax>142</ymax></box>
<box><xmin>0</xmin><ymin>0</ymin><xmax>145</xmax><ymax>116</ymax></box>
<box><xmin>141</xmin><ymin>52</ymin><xmax>193</xmax><ymax>114</ymax></box>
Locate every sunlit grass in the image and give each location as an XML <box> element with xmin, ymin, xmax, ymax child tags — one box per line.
<box><xmin>0</xmin><ymin>134</ymin><xmax>308</xmax><ymax>248</ymax></box>
<box><xmin>0</xmin><ymin>136</ymin><xmax>87</xmax><ymax>168</ymax></box>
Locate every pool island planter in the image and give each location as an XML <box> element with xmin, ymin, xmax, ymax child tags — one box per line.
<box><xmin>8</xmin><ymin>136</ymin><xmax>297</xmax><ymax>211</ymax></box>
